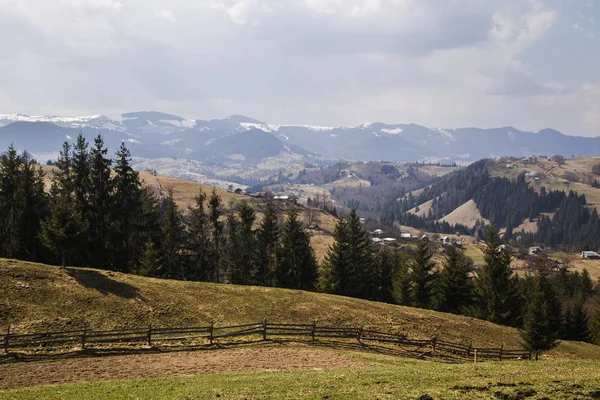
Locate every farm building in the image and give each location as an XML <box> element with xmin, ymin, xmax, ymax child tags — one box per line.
<box><xmin>581</xmin><ymin>251</ymin><xmax>600</xmax><ymax>259</ymax></box>
<box><xmin>372</xmin><ymin>229</ymin><xmax>384</xmax><ymax>236</ymax></box>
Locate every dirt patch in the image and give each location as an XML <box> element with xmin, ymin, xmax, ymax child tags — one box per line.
<box><xmin>0</xmin><ymin>344</ymin><xmax>369</xmax><ymax>390</ymax></box>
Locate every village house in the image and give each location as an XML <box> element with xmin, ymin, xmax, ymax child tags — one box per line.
<box><xmin>581</xmin><ymin>251</ymin><xmax>600</xmax><ymax>259</ymax></box>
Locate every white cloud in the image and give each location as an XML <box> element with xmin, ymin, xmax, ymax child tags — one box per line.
<box><xmin>0</xmin><ymin>0</ymin><xmax>599</xmax><ymax>136</ymax></box>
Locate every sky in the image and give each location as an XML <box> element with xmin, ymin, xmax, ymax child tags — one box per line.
<box><xmin>0</xmin><ymin>0</ymin><xmax>599</xmax><ymax>136</ymax></box>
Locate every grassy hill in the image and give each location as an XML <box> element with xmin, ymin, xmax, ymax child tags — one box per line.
<box><xmin>1</xmin><ymin>259</ymin><xmax>598</xmax><ymax>360</ymax></box>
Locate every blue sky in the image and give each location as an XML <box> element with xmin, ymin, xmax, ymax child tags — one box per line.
<box><xmin>0</xmin><ymin>0</ymin><xmax>598</xmax><ymax>135</ymax></box>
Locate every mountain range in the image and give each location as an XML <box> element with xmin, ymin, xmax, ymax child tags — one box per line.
<box><xmin>1</xmin><ymin>111</ymin><xmax>600</xmax><ymax>164</ymax></box>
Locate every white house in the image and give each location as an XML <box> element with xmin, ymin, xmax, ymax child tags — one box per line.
<box><xmin>373</xmin><ymin>229</ymin><xmax>384</xmax><ymax>236</ymax></box>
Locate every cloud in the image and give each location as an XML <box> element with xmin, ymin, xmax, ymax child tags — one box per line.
<box><xmin>0</xmin><ymin>0</ymin><xmax>599</xmax><ymax>136</ymax></box>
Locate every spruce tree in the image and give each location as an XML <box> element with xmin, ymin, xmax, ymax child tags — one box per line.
<box><xmin>40</xmin><ymin>196</ymin><xmax>86</xmax><ymax>267</ymax></box>
<box><xmin>474</xmin><ymin>225</ymin><xmax>522</xmax><ymax>326</ymax></box>
<box><xmin>138</xmin><ymin>240</ymin><xmax>162</xmax><ymax>277</ymax></box>
<box><xmin>226</xmin><ymin>212</ymin><xmax>242</xmax><ymax>284</ymax></box>
<box><xmin>392</xmin><ymin>250</ymin><xmax>411</xmax><ymax>306</ymax></box>
<box><xmin>208</xmin><ymin>187</ymin><xmax>224</xmax><ymax>282</ymax></box>
<box><xmin>519</xmin><ymin>272</ymin><xmax>560</xmax><ymax>360</ymax></box>
<box><xmin>409</xmin><ymin>239</ymin><xmax>438</xmax><ymax>309</ymax></box>
<box><xmin>159</xmin><ymin>189</ymin><xmax>185</xmax><ymax>280</ymax></box>
<box><xmin>255</xmin><ymin>202</ymin><xmax>280</xmax><ymax>286</ymax></box>
<box><xmin>187</xmin><ymin>189</ymin><xmax>212</xmax><ymax>281</ymax></box>
<box><xmin>111</xmin><ymin>142</ymin><xmax>143</xmax><ymax>273</ymax></box>
<box><xmin>437</xmin><ymin>245</ymin><xmax>473</xmax><ymax>314</ymax></box>
<box><xmin>237</xmin><ymin>201</ymin><xmax>257</xmax><ymax>285</ymax></box>
<box><xmin>0</xmin><ymin>145</ymin><xmax>23</xmax><ymax>258</ymax></box>
<box><xmin>372</xmin><ymin>245</ymin><xmax>396</xmax><ymax>303</ymax></box>
<box><xmin>325</xmin><ymin>209</ymin><xmax>374</xmax><ymax>299</ymax></box>
<box><xmin>87</xmin><ymin>135</ymin><xmax>113</xmax><ymax>269</ymax></box>
<box><xmin>566</xmin><ymin>301</ymin><xmax>593</xmax><ymax>343</ymax></box>
<box><xmin>71</xmin><ymin>134</ymin><xmax>91</xmax><ymax>217</ymax></box>
<box><xmin>276</xmin><ymin>207</ymin><xmax>318</xmax><ymax>290</ymax></box>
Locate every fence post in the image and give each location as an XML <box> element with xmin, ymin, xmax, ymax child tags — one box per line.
<box><xmin>262</xmin><ymin>318</ymin><xmax>267</xmax><ymax>341</ymax></box>
<box><xmin>3</xmin><ymin>325</ymin><xmax>10</xmax><ymax>355</ymax></box>
<box><xmin>311</xmin><ymin>321</ymin><xmax>316</xmax><ymax>341</ymax></box>
<box><xmin>357</xmin><ymin>325</ymin><xmax>363</xmax><ymax>343</ymax></box>
<box><xmin>467</xmin><ymin>342</ymin><xmax>472</xmax><ymax>358</ymax></box>
<box><xmin>147</xmin><ymin>324</ymin><xmax>152</xmax><ymax>347</ymax></box>
<box><xmin>474</xmin><ymin>349</ymin><xmax>478</xmax><ymax>363</ymax></box>
<box><xmin>81</xmin><ymin>327</ymin><xmax>87</xmax><ymax>349</ymax></box>
<box><xmin>431</xmin><ymin>335</ymin><xmax>438</xmax><ymax>352</ymax></box>
<box><xmin>499</xmin><ymin>345</ymin><xmax>504</xmax><ymax>361</ymax></box>
<box><xmin>209</xmin><ymin>321</ymin><xmax>214</xmax><ymax>345</ymax></box>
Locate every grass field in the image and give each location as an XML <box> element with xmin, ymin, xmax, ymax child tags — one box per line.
<box><xmin>3</xmin><ymin>352</ymin><xmax>600</xmax><ymax>399</ymax></box>
<box><xmin>2</xmin><ymin>258</ymin><xmax>599</xmax><ymax>359</ymax></box>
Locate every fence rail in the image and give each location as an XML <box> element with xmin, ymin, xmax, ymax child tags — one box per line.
<box><xmin>1</xmin><ymin>320</ymin><xmax>531</xmax><ymax>361</ymax></box>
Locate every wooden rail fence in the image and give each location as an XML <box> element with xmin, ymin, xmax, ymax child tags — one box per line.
<box><xmin>2</xmin><ymin>319</ymin><xmax>531</xmax><ymax>361</ymax></box>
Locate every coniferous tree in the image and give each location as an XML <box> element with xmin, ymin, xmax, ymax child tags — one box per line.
<box><xmin>372</xmin><ymin>245</ymin><xmax>396</xmax><ymax>303</ymax></box>
<box><xmin>519</xmin><ymin>271</ymin><xmax>560</xmax><ymax>360</ymax></box>
<box><xmin>187</xmin><ymin>189</ymin><xmax>212</xmax><ymax>281</ymax></box>
<box><xmin>111</xmin><ymin>142</ymin><xmax>143</xmax><ymax>273</ymax></box>
<box><xmin>138</xmin><ymin>240</ymin><xmax>162</xmax><ymax>277</ymax></box>
<box><xmin>409</xmin><ymin>239</ymin><xmax>438</xmax><ymax>309</ymax></box>
<box><xmin>71</xmin><ymin>134</ymin><xmax>91</xmax><ymax>218</ymax></box>
<box><xmin>0</xmin><ymin>147</ymin><xmax>48</xmax><ymax>261</ymax></box>
<box><xmin>592</xmin><ymin>295</ymin><xmax>600</xmax><ymax>345</ymax></box>
<box><xmin>87</xmin><ymin>135</ymin><xmax>113</xmax><ymax>269</ymax></box>
<box><xmin>474</xmin><ymin>225</ymin><xmax>522</xmax><ymax>326</ymax></box>
<box><xmin>277</xmin><ymin>208</ymin><xmax>318</xmax><ymax>290</ymax></box>
<box><xmin>325</xmin><ymin>209</ymin><xmax>374</xmax><ymax>299</ymax></box>
<box><xmin>237</xmin><ymin>201</ymin><xmax>257</xmax><ymax>285</ymax></box>
<box><xmin>565</xmin><ymin>301</ymin><xmax>593</xmax><ymax>343</ymax></box>
<box><xmin>437</xmin><ymin>246</ymin><xmax>473</xmax><ymax>314</ymax></box>
<box><xmin>256</xmin><ymin>202</ymin><xmax>280</xmax><ymax>286</ymax></box>
<box><xmin>226</xmin><ymin>212</ymin><xmax>242</xmax><ymax>284</ymax></box>
<box><xmin>392</xmin><ymin>250</ymin><xmax>411</xmax><ymax>306</ymax></box>
<box><xmin>0</xmin><ymin>145</ymin><xmax>24</xmax><ymax>258</ymax></box>
<box><xmin>159</xmin><ymin>189</ymin><xmax>185</xmax><ymax>279</ymax></box>
<box><xmin>40</xmin><ymin>196</ymin><xmax>86</xmax><ymax>267</ymax></box>
<box><xmin>208</xmin><ymin>187</ymin><xmax>224</xmax><ymax>282</ymax></box>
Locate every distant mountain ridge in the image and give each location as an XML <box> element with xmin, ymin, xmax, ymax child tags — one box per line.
<box><xmin>1</xmin><ymin>111</ymin><xmax>599</xmax><ymax>164</ymax></box>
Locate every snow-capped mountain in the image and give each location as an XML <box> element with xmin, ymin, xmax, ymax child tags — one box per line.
<box><xmin>1</xmin><ymin>111</ymin><xmax>600</xmax><ymax>165</ymax></box>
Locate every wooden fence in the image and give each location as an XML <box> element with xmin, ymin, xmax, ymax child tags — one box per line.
<box><xmin>2</xmin><ymin>319</ymin><xmax>531</xmax><ymax>361</ymax></box>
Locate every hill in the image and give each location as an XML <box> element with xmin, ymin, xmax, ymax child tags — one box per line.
<box><xmin>1</xmin><ymin>258</ymin><xmax>597</xmax><ymax>360</ymax></box>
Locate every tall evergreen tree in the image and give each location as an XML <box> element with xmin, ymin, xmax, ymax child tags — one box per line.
<box><xmin>138</xmin><ymin>240</ymin><xmax>162</xmax><ymax>277</ymax></box>
<box><xmin>159</xmin><ymin>189</ymin><xmax>185</xmax><ymax>280</ymax></box>
<box><xmin>187</xmin><ymin>189</ymin><xmax>212</xmax><ymax>281</ymax></box>
<box><xmin>409</xmin><ymin>239</ymin><xmax>438</xmax><ymax>309</ymax></box>
<box><xmin>474</xmin><ymin>225</ymin><xmax>522</xmax><ymax>326</ymax></box>
<box><xmin>111</xmin><ymin>142</ymin><xmax>143</xmax><ymax>273</ymax></box>
<box><xmin>0</xmin><ymin>147</ymin><xmax>48</xmax><ymax>260</ymax></box>
<box><xmin>208</xmin><ymin>187</ymin><xmax>224</xmax><ymax>282</ymax></box>
<box><xmin>71</xmin><ymin>134</ymin><xmax>91</xmax><ymax>217</ymax></box>
<box><xmin>392</xmin><ymin>250</ymin><xmax>411</xmax><ymax>306</ymax></box>
<box><xmin>236</xmin><ymin>201</ymin><xmax>257</xmax><ymax>285</ymax></box>
<box><xmin>255</xmin><ymin>202</ymin><xmax>280</xmax><ymax>286</ymax></box>
<box><xmin>276</xmin><ymin>207</ymin><xmax>318</xmax><ymax>290</ymax></box>
<box><xmin>437</xmin><ymin>246</ymin><xmax>473</xmax><ymax>314</ymax></box>
<box><xmin>325</xmin><ymin>209</ymin><xmax>374</xmax><ymax>299</ymax></box>
<box><xmin>87</xmin><ymin>135</ymin><xmax>113</xmax><ymax>269</ymax></box>
<box><xmin>372</xmin><ymin>245</ymin><xmax>396</xmax><ymax>303</ymax></box>
<box><xmin>565</xmin><ymin>301</ymin><xmax>593</xmax><ymax>343</ymax></box>
<box><xmin>40</xmin><ymin>196</ymin><xmax>86</xmax><ymax>267</ymax></box>
<box><xmin>226</xmin><ymin>212</ymin><xmax>242</xmax><ymax>284</ymax></box>
<box><xmin>519</xmin><ymin>271</ymin><xmax>560</xmax><ymax>360</ymax></box>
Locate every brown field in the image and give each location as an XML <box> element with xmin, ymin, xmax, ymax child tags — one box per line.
<box><xmin>0</xmin><ymin>345</ymin><xmax>367</xmax><ymax>390</ymax></box>
<box><xmin>439</xmin><ymin>200</ymin><xmax>489</xmax><ymax>229</ymax></box>
<box><xmin>407</xmin><ymin>199</ymin><xmax>434</xmax><ymax>217</ymax></box>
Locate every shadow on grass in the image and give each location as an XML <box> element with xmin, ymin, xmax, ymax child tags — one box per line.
<box><xmin>65</xmin><ymin>268</ymin><xmax>140</xmax><ymax>299</ymax></box>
